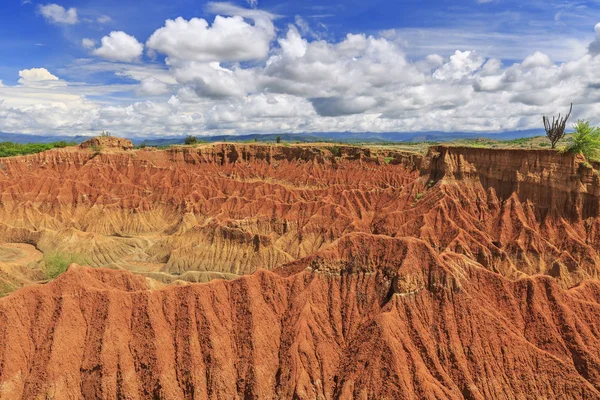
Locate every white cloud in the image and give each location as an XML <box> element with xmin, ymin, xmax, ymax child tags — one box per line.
<box><xmin>433</xmin><ymin>50</ymin><xmax>484</xmax><ymax>80</ymax></box>
<box><xmin>93</xmin><ymin>31</ymin><xmax>144</xmax><ymax>63</ymax></box>
<box><xmin>38</xmin><ymin>3</ymin><xmax>78</xmax><ymax>25</ymax></box>
<box><xmin>137</xmin><ymin>76</ymin><xmax>170</xmax><ymax>96</ymax></box>
<box><xmin>522</xmin><ymin>51</ymin><xmax>554</xmax><ymax>68</ymax></box>
<box><xmin>277</xmin><ymin>25</ymin><xmax>307</xmax><ymax>59</ymax></box>
<box><xmin>82</xmin><ymin>38</ymin><xmax>96</xmax><ymax>49</ymax></box>
<box><xmin>146</xmin><ymin>9</ymin><xmax>275</xmax><ymax>63</ymax></box>
<box><xmin>18</xmin><ymin>68</ymin><xmax>60</xmax><ymax>85</ymax></box>
<box><xmin>588</xmin><ymin>23</ymin><xmax>600</xmax><ymax>55</ymax></box>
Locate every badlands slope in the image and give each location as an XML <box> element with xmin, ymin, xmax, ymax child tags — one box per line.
<box><xmin>1</xmin><ymin>137</ymin><xmax>600</xmax><ymax>399</ymax></box>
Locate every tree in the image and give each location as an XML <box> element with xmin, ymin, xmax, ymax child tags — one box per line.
<box><xmin>100</xmin><ymin>130</ymin><xmax>111</xmax><ymax>137</ymax></box>
<box><xmin>184</xmin><ymin>135</ymin><xmax>197</xmax><ymax>145</ymax></box>
<box><xmin>565</xmin><ymin>120</ymin><xmax>600</xmax><ymax>160</ymax></box>
<box><xmin>543</xmin><ymin>103</ymin><xmax>572</xmax><ymax>149</ymax></box>
<box><xmin>276</xmin><ymin>136</ymin><xmax>281</xmax><ymax>144</ymax></box>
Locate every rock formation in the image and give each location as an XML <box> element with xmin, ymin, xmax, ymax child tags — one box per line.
<box><xmin>1</xmin><ymin>142</ymin><xmax>600</xmax><ymax>399</ymax></box>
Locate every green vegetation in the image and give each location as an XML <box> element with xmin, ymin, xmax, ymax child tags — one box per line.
<box><xmin>328</xmin><ymin>146</ymin><xmax>342</xmax><ymax>157</ymax></box>
<box><xmin>384</xmin><ymin>156</ymin><xmax>393</xmax><ymax>164</ymax></box>
<box><xmin>0</xmin><ymin>141</ymin><xmax>76</xmax><ymax>157</ymax></box>
<box><xmin>565</xmin><ymin>121</ymin><xmax>600</xmax><ymax>161</ymax></box>
<box><xmin>0</xmin><ymin>282</ymin><xmax>16</xmax><ymax>298</ymax></box>
<box><xmin>184</xmin><ymin>135</ymin><xmax>197</xmax><ymax>145</ymax></box>
<box><xmin>276</xmin><ymin>135</ymin><xmax>281</xmax><ymax>144</ymax></box>
<box><xmin>43</xmin><ymin>252</ymin><xmax>91</xmax><ymax>280</ymax></box>
<box><xmin>503</xmin><ymin>137</ymin><xmax>532</xmax><ymax>145</ymax></box>
<box><xmin>415</xmin><ymin>192</ymin><xmax>424</xmax><ymax>200</ymax></box>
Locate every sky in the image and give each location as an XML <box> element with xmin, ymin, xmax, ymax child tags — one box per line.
<box><xmin>1</xmin><ymin>0</ymin><xmax>600</xmax><ymax>137</ymax></box>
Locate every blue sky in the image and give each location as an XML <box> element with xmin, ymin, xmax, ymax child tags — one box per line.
<box><xmin>1</xmin><ymin>0</ymin><xmax>600</xmax><ymax>137</ymax></box>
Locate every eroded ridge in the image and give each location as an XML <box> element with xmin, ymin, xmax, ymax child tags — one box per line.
<box><xmin>2</xmin><ymin>142</ymin><xmax>600</xmax><ymax>399</ymax></box>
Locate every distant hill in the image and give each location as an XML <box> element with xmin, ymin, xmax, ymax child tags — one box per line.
<box><xmin>0</xmin><ymin>133</ymin><xmax>92</xmax><ymax>144</ymax></box>
<box><xmin>0</xmin><ymin>130</ymin><xmax>549</xmax><ymax>145</ymax></box>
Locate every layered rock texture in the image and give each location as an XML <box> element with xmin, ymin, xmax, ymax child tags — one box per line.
<box><xmin>1</xmin><ymin>142</ymin><xmax>600</xmax><ymax>399</ymax></box>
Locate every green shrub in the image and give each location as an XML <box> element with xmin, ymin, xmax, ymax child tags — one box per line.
<box><xmin>565</xmin><ymin>121</ymin><xmax>600</xmax><ymax>160</ymax></box>
<box><xmin>384</xmin><ymin>157</ymin><xmax>393</xmax><ymax>164</ymax></box>
<box><xmin>184</xmin><ymin>135</ymin><xmax>197</xmax><ymax>145</ymax></box>
<box><xmin>276</xmin><ymin>136</ymin><xmax>281</xmax><ymax>144</ymax></box>
<box><xmin>43</xmin><ymin>252</ymin><xmax>91</xmax><ymax>280</ymax></box>
<box><xmin>328</xmin><ymin>146</ymin><xmax>342</xmax><ymax>157</ymax></box>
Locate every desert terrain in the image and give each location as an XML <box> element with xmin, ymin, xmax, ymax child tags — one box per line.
<box><xmin>1</xmin><ymin>136</ymin><xmax>600</xmax><ymax>399</ymax></box>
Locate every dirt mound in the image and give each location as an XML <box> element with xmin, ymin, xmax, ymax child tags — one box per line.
<box><xmin>79</xmin><ymin>136</ymin><xmax>134</xmax><ymax>151</ymax></box>
<box><xmin>1</xmin><ymin>142</ymin><xmax>600</xmax><ymax>398</ymax></box>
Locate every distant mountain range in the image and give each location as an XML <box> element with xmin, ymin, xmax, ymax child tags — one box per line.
<box><xmin>0</xmin><ymin>130</ymin><xmax>549</xmax><ymax>145</ymax></box>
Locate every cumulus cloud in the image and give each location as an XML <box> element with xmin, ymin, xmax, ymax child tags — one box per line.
<box><xmin>137</xmin><ymin>76</ymin><xmax>170</xmax><ymax>96</ymax></box>
<box><xmin>589</xmin><ymin>23</ymin><xmax>600</xmax><ymax>55</ymax></box>
<box><xmin>18</xmin><ymin>68</ymin><xmax>60</xmax><ymax>86</ymax></box>
<box><xmin>93</xmin><ymin>31</ymin><xmax>144</xmax><ymax>63</ymax></box>
<box><xmin>147</xmin><ymin>7</ymin><xmax>275</xmax><ymax>63</ymax></box>
<box><xmin>521</xmin><ymin>51</ymin><xmax>554</xmax><ymax>68</ymax></box>
<box><xmin>433</xmin><ymin>50</ymin><xmax>484</xmax><ymax>80</ymax></box>
<box><xmin>38</xmin><ymin>3</ymin><xmax>78</xmax><ymax>25</ymax></box>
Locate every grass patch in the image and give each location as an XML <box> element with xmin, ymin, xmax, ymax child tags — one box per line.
<box><xmin>328</xmin><ymin>146</ymin><xmax>342</xmax><ymax>157</ymax></box>
<box><xmin>384</xmin><ymin>156</ymin><xmax>393</xmax><ymax>164</ymax></box>
<box><xmin>415</xmin><ymin>192</ymin><xmax>424</xmax><ymax>201</ymax></box>
<box><xmin>0</xmin><ymin>141</ymin><xmax>77</xmax><ymax>157</ymax></box>
<box><xmin>43</xmin><ymin>252</ymin><xmax>91</xmax><ymax>280</ymax></box>
<box><xmin>0</xmin><ymin>282</ymin><xmax>16</xmax><ymax>298</ymax></box>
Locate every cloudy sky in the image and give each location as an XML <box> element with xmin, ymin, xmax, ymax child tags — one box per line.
<box><xmin>1</xmin><ymin>0</ymin><xmax>600</xmax><ymax>137</ymax></box>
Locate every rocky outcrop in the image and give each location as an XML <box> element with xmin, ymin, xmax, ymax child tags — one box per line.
<box><xmin>424</xmin><ymin>146</ymin><xmax>600</xmax><ymax>220</ymax></box>
<box><xmin>79</xmin><ymin>136</ymin><xmax>134</xmax><ymax>151</ymax></box>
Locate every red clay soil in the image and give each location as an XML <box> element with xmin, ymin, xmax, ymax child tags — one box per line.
<box><xmin>1</xmin><ymin>142</ymin><xmax>600</xmax><ymax>399</ymax></box>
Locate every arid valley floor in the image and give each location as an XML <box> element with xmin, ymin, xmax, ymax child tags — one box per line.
<box><xmin>1</xmin><ymin>137</ymin><xmax>600</xmax><ymax>399</ymax></box>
